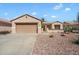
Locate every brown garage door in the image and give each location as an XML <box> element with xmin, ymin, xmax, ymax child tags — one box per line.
<box><xmin>16</xmin><ymin>23</ymin><xmax>37</xmax><ymax>33</ymax></box>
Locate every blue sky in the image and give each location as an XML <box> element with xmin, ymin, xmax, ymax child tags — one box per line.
<box><xmin>0</xmin><ymin>3</ymin><xmax>79</xmax><ymax>22</ymax></box>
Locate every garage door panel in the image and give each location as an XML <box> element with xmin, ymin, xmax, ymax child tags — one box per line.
<box><xmin>16</xmin><ymin>23</ymin><xmax>37</xmax><ymax>33</ymax></box>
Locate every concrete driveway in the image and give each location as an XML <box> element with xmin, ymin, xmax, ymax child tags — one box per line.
<box><xmin>0</xmin><ymin>33</ymin><xmax>37</xmax><ymax>55</ymax></box>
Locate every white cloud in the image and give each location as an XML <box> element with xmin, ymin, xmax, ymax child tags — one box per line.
<box><xmin>4</xmin><ymin>12</ymin><xmax>8</xmax><ymax>16</ymax></box>
<box><xmin>65</xmin><ymin>8</ymin><xmax>71</xmax><ymax>11</ymax></box>
<box><xmin>53</xmin><ymin>3</ymin><xmax>63</xmax><ymax>10</ymax></box>
<box><xmin>43</xmin><ymin>14</ymin><xmax>48</xmax><ymax>17</ymax></box>
<box><xmin>31</xmin><ymin>12</ymin><xmax>37</xmax><ymax>15</ymax></box>
<box><xmin>51</xmin><ymin>15</ymin><xmax>57</xmax><ymax>18</ymax></box>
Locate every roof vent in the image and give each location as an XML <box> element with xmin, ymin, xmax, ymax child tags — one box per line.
<box><xmin>26</xmin><ymin>16</ymin><xmax>27</xmax><ymax>18</ymax></box>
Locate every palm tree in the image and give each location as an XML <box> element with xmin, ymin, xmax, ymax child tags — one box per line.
<box><xmin>73</xmin><ymin>12</ymin><xmax>79</xmax><ymax>23</ymax></box>
<box><xmin>77</xmin><ymin>12</ymin><xmax>79</xmax><ymax>23</ymax></box>
<box><xmin>72</xmin><ymin>12</ymin><xmax>79</xmax><ymax>45</ymax></box>
<box><xmin>77</xmin><ymin>12</ymin><xmax>79</xmax><ymax>30</ymax></box>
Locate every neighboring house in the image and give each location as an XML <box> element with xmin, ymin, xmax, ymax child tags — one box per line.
<box><xmin>71</xmin><ymin>22</ymin><xmax>79</xmax><ymax>28</ymax></box>
<box><xmin>71</xmin><ymin>22</ymin><xmax>79</xmax><ymax>33</ymax></box>
<box><xmin>63</xmin><ymin>22</ymin><xmax>79</xmax><ymax>33</ymax></box>
<box><xmin>11</xmin><ymin>14</ymin><xmax>42</xmax><ymax>33</ymax></box>
<box><xmin>44</xmin><ymin>21</ymin><xmax>64</xmax><ymax>32</ymax></box>
<box><xmin>63</xmin><ymin>22</ymin><xmax>72</xmax><ymax>27</ymax></box>
<box><xmin>0</xmin><ymin>18</ymin><xmax>11</xmax><ymax>32</ymax></box>
<box><xmin>63</xmin><ymin>22</ymin><xmax>79</xmax><ymax>29</ymax></box>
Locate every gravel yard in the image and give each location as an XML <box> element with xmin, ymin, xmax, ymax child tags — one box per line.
<box><xmin>32</xmin><ymin>33</ymin><xmax>79</xmax><ymax>55</ymax></box>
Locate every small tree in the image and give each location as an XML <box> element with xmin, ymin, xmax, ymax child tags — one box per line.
<box><xmin>41</xmin><ymin>18</ymin><xmax>46</xmax><ymax>31</ymax></box>
<box><xmin>41</xmin><ymin>18</ymin><xmax>45</xmax><ymax>22</ymax></box>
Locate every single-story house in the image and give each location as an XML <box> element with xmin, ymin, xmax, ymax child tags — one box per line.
<box><xmin>10</xmin><ymin>14</ymin><xmax>79</xmax><ymax>33</ymax></box>
<box><xmin>11</xmin><ymin>14</ymin><xmax>42</xmax><ymax>33</ymax></box>
<box><xmin>44</xmin><ymin>21</ymin><xmax>64</xmax><ymax>32</ymax></box>
<box><xmin>0</xmin><ymin>18</ymin><xmax>11</xmax><ymax>32</ymax></box>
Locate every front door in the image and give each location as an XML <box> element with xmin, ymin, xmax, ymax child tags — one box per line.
<box><xmin>54</xmin><ymin>25</ymin><xmax>60</xmax><ymax>30</ymax></box>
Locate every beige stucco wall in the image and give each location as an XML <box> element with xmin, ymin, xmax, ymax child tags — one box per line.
<box><xmin>52</xmin><ymin>30</ymin><xmax>64</xmax><ymax>32</ymax></box>
<box><xmin>52</xmin><ymin>22</ymin><xmax>63</xmax><ymax>29</ymax></box>
<box><xmin>45</xmin><ymin>22</ymin><xmax>64</xmax><ymax>33</ymax></box>
<box><xmin>11</xmin><ymin>15</ymin><xmax>42</xmax><ymax>33</ymax></box>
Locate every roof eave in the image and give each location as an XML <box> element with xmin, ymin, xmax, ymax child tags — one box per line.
<box><xmin>10</xmin><ymin>14</ymin><xmax>43</xmax><ymax>22</ymax></box>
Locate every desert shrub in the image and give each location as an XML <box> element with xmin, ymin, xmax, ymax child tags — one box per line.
<box><xmin>49</xmin><ymin>35</ymin><xmax>53</xmax><ymax>38</ymax></box>
<box><xmin>61</xmin><ymin>32</ymin><xmax>65</xmax><ymax>36</ymax></box>
<box><xmin>72</xmin><ymin>37</ymin><xmax>79</xmax><ymax>45</ymax></box>
<box><xmin>72</xmin><ymin>27</ymin><xmax>79</xmax><ymax>30</ymax></box>
<box><xmin>72</xmin><ymin>27</ymin><xmax>79</xmax><ymax>33</ymax></box>
<box><xmin>0</xmin><ymin>31</ymin><xmax>11</xmax><ymax>35</ymax></box>
<box><xmin>64</xmin><ymin>26</ymin><xmax>73</xmax><ymax>32</ymax></box>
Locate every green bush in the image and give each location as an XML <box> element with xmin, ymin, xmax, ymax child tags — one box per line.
<box><xmin>64</xmin><ymin>26</ymin><xmax>72</xmax><ymax>32</ymax></box>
